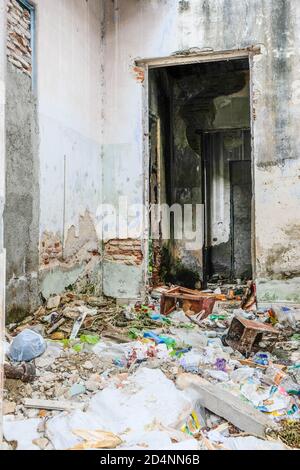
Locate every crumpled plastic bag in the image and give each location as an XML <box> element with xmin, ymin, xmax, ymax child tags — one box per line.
<box><xmin>207</xmin><ymin>431</ymin><xmax>288</xmax><ymax>450</ymax></box>
<box><xmin>9</xmin><ymin>329</ymin><xmax>46</xmax><ymax>362</ymax></box>
<box><xmin>271</xmin><ymin>305</ymin><xmax>300</xmax><ymax>329</ymax></box>
<box><xmin>230</xmin><ymin>367</ymin><xmax>256</xmax><ymax>384</ymax></box>
<box><xmin>4</xmin><ymin>340</ymin><xmax>10</xmax><ymax>358</ymax></box>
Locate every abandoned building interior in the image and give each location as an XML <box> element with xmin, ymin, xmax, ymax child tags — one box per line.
<box><xmin>1</xmin><ymin>0</ymin><xmax>300</xmax><ymax>452</ymax></box>
<box><xmin>149</xmin><ymin>58</ymin><xmax>253</xmax><ymax>288</ymax></box>
<box><xmin>2</xmin><ymin>0</ymin><xmax>300</xmax><ymax>321</ymax></box>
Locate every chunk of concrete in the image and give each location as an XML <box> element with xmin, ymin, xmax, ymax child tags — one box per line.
<box><xmin>46</xmin><ymin>295</ymin><xmax>61</xmax><ymax>310</ymax></box>
<box><xmin>177</xmin><ymin>374</ymin><xmax>278</xmax><ymax>438</ymax></box>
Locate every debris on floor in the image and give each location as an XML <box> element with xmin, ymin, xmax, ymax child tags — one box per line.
<box><xmin>3</xmin><ymin>283</ymin><xmax>300</xmax><ymax>450</ymax></box>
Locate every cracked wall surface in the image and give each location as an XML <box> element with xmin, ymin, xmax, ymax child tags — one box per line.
<box><xmin>40</xmin><ymin>211</ymin><xmax>102</xmax><ymax>300</ymax></box>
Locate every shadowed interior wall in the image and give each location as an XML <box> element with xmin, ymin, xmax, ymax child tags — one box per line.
<box><xmin>149</xmin><ymin>60</ymin><xmax>251</xmax><ymax>286</ymax></box>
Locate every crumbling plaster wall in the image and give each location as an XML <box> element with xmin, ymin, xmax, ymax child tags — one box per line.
<box><xmin>35</xmin><ymin>0</ymin><xmax>103</xmax><ymax>299</ymax></box>
<box><xmin>101</xmin><ymin>0</ymin><xmax>300</xmax><ymax>302</ymax></box>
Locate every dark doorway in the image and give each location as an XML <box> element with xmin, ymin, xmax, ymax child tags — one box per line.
<box><xmin>204</xmin><ymin>130</ymin><xmax>252</xmax><ymax>283</ymax></box>
<box><xmin>148</xmin><ymin>57</ymin><xmax>253</xmax><ymax>288</ymax></box>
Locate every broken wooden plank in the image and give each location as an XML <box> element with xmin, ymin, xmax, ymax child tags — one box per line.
<box><xmin>70</xmin><ymin>312</ymin><xmax>88</xmax><ymax>340</ymax></box>
<box><xmin>47</xmin><ymin>318</ymin><xmax>66</xmax><ymax>335</ymax></box>
<box><xmin>177</xmin><ymin>373</ymin><xmax>278</xmax><ymax>438</ymax></box>
<box><xmin>23</xmin><ymin>398</ymin><xmax>85</xmax><ymax>412</ymax></box>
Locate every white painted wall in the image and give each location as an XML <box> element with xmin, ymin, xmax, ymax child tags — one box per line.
<box><xmin>36</xmin><ymin>0</ymin><xmax>103</xmax><ymax>238</ymax></box>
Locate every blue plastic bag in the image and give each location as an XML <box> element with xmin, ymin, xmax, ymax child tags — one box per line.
<box><xmin>9</xmin><ymin>329</ymin><xmax>46</xmax><ymax>362</ymax></box>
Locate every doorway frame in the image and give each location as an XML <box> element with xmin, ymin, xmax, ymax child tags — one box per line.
<box><xmin>136</xmin><ymin>47</ymin><xmax>260</xmax><ymax>292</ymax></box>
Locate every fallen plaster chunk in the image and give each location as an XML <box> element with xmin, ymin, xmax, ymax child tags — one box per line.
<box><xmin>24</xmin><ymin>398</ymin><xmax>85</xmax><ymax>412</ymax></box>
<box><xmin>62</xmin><ymin>305</ymin><xmax>98</xmax><ymax>323</ymax></box>
<box><xmin>177</xmin><ymin>373</ymin><xmax>278</xmax><ymax>438</ymax></box>
<box><xmin>46</xmin><ymin>295</ymin><xmax>61</xmax><ymax>310</ymax></box>
<box><xmin>3</xmin><ymin>401</ymin><xmax>17</xmax><ymax>415</ymax></box>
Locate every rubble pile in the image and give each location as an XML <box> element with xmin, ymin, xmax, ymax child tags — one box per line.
<box><xmin>3</xmin><ymin>283</ymin><xmax>300</xmax><ymax>450</ymax></box>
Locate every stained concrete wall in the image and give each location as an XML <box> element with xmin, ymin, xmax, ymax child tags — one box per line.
<box><xmin>4</xmin><ymin>62</ymin><xmax>39</xmax><ymax>322</ymax></box>
<box><xmin>35</xmin><ymin>0</ymin><xmax>103</xmax><ymax>300</ymax></box>
<box><xmin>4</xmin><ymin>0</ymin><xmax>103</xmax><ymax>319</ymax></box>
<box><xmin>101</xmin><ymin>0</ymin><xmax>300</xmax><ymax>302</ymax></box>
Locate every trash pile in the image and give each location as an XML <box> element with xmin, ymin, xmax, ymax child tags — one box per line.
<box><xmin>2</xmin><ymin>283</ymin><xmax>300</xmax><ymax>450</ymax></box>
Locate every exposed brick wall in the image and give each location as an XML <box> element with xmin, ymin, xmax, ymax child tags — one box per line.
<box><xmin>104</xmin><ymin>239</ymin><xmax>143</xmax><ymax>266</ymax></box>
<box><xmin>40</xmin><ymin>212</ymin><xmax>100</xmax><ymax>268</ymax></box>
<box><xmin>7</xmin><ymin>0</ymin><xmax>32</xmax><ymax>77</ymax></box>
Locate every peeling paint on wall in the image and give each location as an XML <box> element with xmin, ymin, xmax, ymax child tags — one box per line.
<box><xmin>40</xmin><ymin>211</ymin><xmax>99</xmax><ymax>269</ymax></box>
<box><xmin>40</xmin><ymin>210</ymin><xmax>102</xmax><ymax>298</ymax></box>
